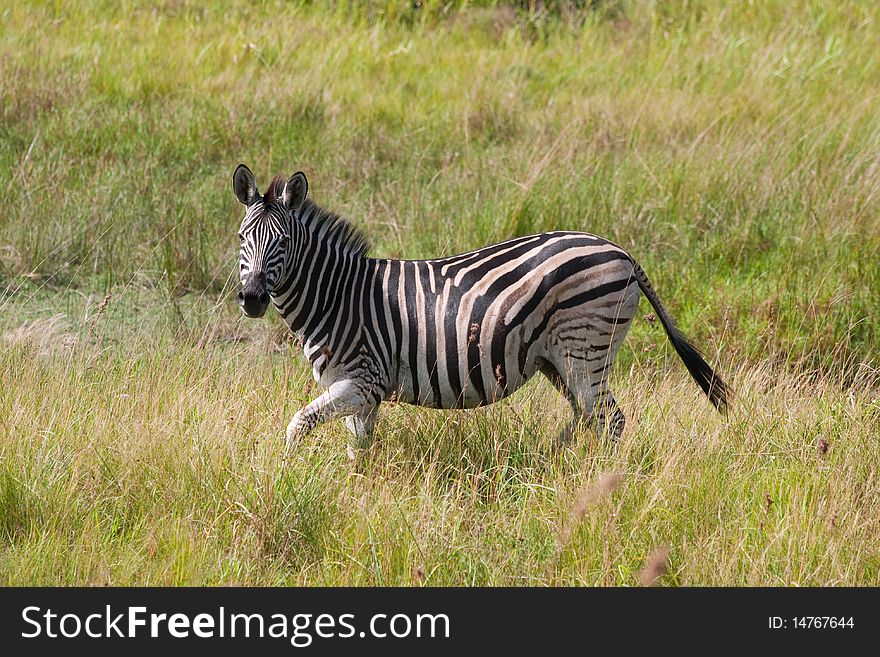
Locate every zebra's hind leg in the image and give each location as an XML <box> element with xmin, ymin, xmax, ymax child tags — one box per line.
<box><xmin>345</xmin><ymin>405</ymin><xmax>379</xmax><ymax>451</ymax></box>
<box><xmin>593</xmin><ymin>387</ymin><xmax>625</xmax><ymax>442</ymax></box>
<box><xmin>541</xmin><ymin>356</ymin><xmax>628</xmax><ymax>444</ymax></box>
<box><xmin>539</xmin><ymin>360</ymin><xmax>594</xmax><ymax>446</ymax></box>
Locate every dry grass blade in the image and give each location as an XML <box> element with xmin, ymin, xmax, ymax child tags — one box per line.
<box><xmin>3</xmin><ymin>314</ymin><xmax>74</xmax><ymax>354</ymax></box>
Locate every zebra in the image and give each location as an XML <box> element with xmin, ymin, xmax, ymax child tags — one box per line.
<box><xmin>233</xmin><ymin>164</ymin><xmax>730</xmax><ymax>448</ymax></box>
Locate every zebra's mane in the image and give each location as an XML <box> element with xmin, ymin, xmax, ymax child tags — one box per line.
<box><xmin>264</xmin><ymin>175</ymin><xmax>370</xmax><ymax>258</ymax></box>
<box><xmin>264</xmin><ymin>175</ymin><xmax>287</xmax><ymax>205</ymax></box>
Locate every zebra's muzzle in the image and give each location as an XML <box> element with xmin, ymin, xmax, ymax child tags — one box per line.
<box><xmin>238</xmin><ymin>274</ymin><xmax>270</xmax><ymax>318</ymax></box>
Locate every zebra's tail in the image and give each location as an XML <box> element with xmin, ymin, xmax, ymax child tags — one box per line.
<box><xmin>633</xmin><ymin>262</ymin><xmax>731</xmax><ymax>413</ymax></box>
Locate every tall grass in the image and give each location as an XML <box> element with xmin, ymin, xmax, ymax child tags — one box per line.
<box><xmin>0</xmin><ymin>1</ymin><xmax>878</xmax><ymax>584</ymax></box>
<box><xmin>0</xmin><ymin>295</ymin><xmax>876</xmax><ymax>585</ymax></box>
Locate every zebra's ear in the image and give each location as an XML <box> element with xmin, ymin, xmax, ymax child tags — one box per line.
<box><xmin>283</xmin><ymin>172</ymin><xmax>308</xmax><ymax>212</ymax></box>
<box><xmin>233</xmin><ymin>164</ymin><xmax>259</xmax><ymax>206</ymax></box>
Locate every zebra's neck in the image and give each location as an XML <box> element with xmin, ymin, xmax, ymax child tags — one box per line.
<box><xmin>271</xmin><ymin>231</ymin><xmax>373</xmax><ymax>356</ymax></box>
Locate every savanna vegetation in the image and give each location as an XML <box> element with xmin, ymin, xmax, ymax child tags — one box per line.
<box><xmin>0</xmin><ymin>0</ymin><xmax>877</xmax><ymax>585</ymax></box>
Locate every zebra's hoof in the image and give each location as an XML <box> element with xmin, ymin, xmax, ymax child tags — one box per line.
<box><xmin>285</xmin><ymin>413</ymin><xmax>306</xmax><ymax>448</ymax></box>
<box><xmin>354</xmin><ymin>433</ymin><xmax>373</xmax><ymax>451</ymax></box>
<box><xmin>345</xmin><ymin>435</ymin><xmax>373</xmax><ymax>461</ymax></box>
<box><xmin>554</xmin><ymin>419</ymin><xmax>580</xmax><ymax>446</ymax></box>
<box><xmin>554</xmin><ymin>429</ymin><xmax>573</xmax><ymax>446</ymax></box>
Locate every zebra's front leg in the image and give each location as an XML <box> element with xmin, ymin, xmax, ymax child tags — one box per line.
<box><xmin>345</xmin><ymin>406</ymin><xmax>379</xmax><ymax>451</ymax></box>
<box><xmin>286</xmin><ymin>379</ymin><xmax>379</xmax><ymax>449</ymax></box>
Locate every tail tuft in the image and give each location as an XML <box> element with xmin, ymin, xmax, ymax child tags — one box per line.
<box><xmin>665</xmin><ymin>325</ymin><xmax>730</xmax><ymax>413</ymax></box>
<box><xmin>633</xmin><ymin>263</ymin><xmax>731</xmax><ymax>414</ymax></box>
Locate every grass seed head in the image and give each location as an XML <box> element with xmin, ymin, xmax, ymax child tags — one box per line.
<box><xmin>638</xmin><ymin>546</ymin><xmax>670</xmax><ymax>586</ymax></box>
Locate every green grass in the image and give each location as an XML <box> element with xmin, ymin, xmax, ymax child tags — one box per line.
<box><xmin>1</xmin><ymin>0</ymin><xmax>878</xmax><ymax>585</ymax></box>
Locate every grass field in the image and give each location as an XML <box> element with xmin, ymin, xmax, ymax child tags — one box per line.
<box><xmin>1</xmin><ymin>0</ymin><xmax>878</xmax><ymax>585</ymax></box>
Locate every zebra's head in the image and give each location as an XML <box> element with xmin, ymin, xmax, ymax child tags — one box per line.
<box><xmin>232</xmin><ymin>164</ymin><xmax>308</xmax><ymax>318</ymax></box>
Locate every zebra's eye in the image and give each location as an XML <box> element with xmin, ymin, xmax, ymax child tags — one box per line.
<box><xmin>278</xmin><ymin>235</ymin><xmax>290</xmax><ymax>247</ymax></box>
<box><xmin>238</xmin><ymin>232</ymin><xmax>245</xmax><ymax>243</ymax></box>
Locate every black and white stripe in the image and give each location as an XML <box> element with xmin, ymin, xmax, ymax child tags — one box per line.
<box><xmin>233</xmin><ymin>165</ymin><xmax>730</xmax><ymax>447</ymax></box>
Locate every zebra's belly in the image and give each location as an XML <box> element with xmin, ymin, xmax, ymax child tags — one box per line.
<box><xmin>390</xmin><ymin>320</ymin><xmax>539</xmax><ymax>409</ymax></box>
<box><xmin>389</xmin><ymin>371</ymin><xmax>531</xmax><ymax>409</ymax></box>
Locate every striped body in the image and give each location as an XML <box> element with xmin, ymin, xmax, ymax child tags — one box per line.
<box><xmin>281</xmin><ymin>231</ymin><xmax>638</xmax><ymax>410</ymax></box>
<box><xmin>233</xmin><ymin>166</ymin><xmax>729</xmax><ymax>448</ymax></box>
